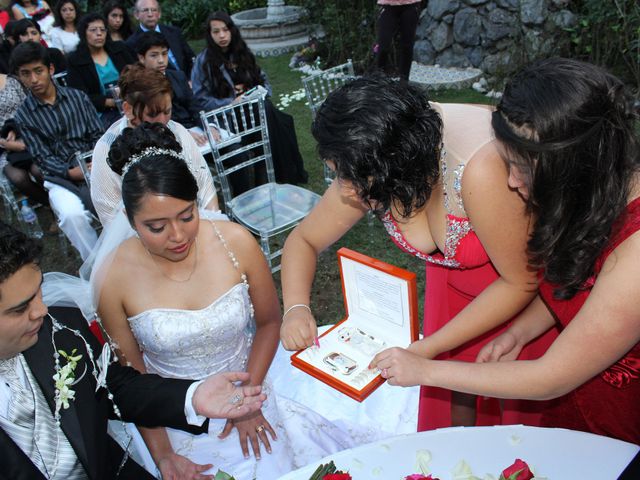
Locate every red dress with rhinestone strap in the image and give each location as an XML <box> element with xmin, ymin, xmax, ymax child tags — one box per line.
<box><xmin>538</xmin><ymin>197</ymin><xmax>640</xmax><ymax>444</ymax></box>
<box><xmin>382</xmin><ymin>103</ymin><xmax>557</xmax><ymax>431</ymax></box>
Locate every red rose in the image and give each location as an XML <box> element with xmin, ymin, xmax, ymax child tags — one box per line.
<box><xmin>322</xmin><ymin>474</ymin><xmax>352</xmax><ymax>480</ymax></box>
<box><xmin>501</xmin><ymin>459</ymin><xmax>534</xmax><ymax>480</ymax></box>
<box><xmin>405</xmin><ymin>474</ymin><xmax>440</xmax><ymax>480</ymax></box>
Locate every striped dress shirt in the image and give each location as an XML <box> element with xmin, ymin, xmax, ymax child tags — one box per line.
<box><xmin>15</xmin><ymin>86</ymin><xmax>104</xmax><ymax>180</ymax></box>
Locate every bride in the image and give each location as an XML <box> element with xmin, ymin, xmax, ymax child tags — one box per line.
<box><xmin>91</xmin><ymin>123</ymin><xmax>349</xmax><ymax>479</ymax></box>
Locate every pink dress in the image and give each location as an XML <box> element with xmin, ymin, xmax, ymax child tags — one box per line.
<box><xmin>382</xmin><ymin>103</ymin><xmax>557</xmax><ymax>431</ymax></box>
<box><xmin>539</xmin><ymin>197</ymin><xmax>640</xmax><ymax>444</ymax></box>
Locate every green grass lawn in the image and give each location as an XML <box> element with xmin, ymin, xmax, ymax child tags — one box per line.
<box><xmin>17</xmin><ymin>52</ymin><xmax>493</xmax><ymax>327</ymax></box>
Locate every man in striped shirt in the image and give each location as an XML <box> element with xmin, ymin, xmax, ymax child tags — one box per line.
<box><xmin>12</xmin><ymin>42</ymin><xmax>103</xmax><ymax>260</ymax></box>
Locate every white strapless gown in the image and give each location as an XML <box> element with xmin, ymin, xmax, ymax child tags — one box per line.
<box><xmin>125</xmin><ymin>280</ymin><xmax>420</xmax><ymax>480</ymax></box>
<box><xmin>128</xmin><ymin>282</ymin><xmax>353</xmax><ymax>480</ymax></box>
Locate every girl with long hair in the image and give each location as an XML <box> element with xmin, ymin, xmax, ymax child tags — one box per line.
<box><xmin>48</xmin><ymin>0</ymin><xmax>79</xmax><ymax>54</ymax></box>
<box><xmin>102</xmin><ymin>0</ymin><xmax>132</xmax><ymax>42</ymax></box>
<box><xmin>370</xmin><ymin>58</ymin><xmax>640</xmax><ymax>444</ymax></box>
<box><xmin>191</xmin><ymin>11</ymin><xmax>308</xmax><ymax>185</ymax></box>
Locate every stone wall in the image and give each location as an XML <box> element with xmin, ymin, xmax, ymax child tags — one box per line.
<box><xmin>414</xmin><ymin>0</ymin><xmax>577</xmax><ymax>76</ymax></box>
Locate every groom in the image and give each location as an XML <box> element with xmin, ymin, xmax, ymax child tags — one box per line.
<box><xmin>0</xmin><ymin>221</ymin><xmax>265</xmax><ymax>479</ymax></box>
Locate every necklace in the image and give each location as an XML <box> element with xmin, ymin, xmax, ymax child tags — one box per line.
<box><xmin>146</xmin><ymin>238</ymin><xmax>199</xmax><ymax>283</ymax></box>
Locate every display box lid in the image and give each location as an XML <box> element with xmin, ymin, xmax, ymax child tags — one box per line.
<box><xmin>291</xmin><ymin>247</ymin><xmax>419</xmax><ymax>401</ymax></box>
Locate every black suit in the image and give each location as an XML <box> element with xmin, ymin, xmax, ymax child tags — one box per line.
<box><xmin>166</xmin><ymin>69</ymin><xmax>200</xmax><ymax>129</ymax></box>
<box><xmin>0</xmin><ymin>306</ymin><xmax>207</xmax><ymax>480</ymax></box>
<box><xmin>126</xmin><ymin>24</ymin><xmax>195</xmax><ymax>77</ymax></box>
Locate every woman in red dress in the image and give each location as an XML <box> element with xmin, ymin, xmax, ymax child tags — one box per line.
<box><xmin>280</xmin><ymin>75</ymin><xmax>555</xmax><ymax>430</ymax></box>
<box><xmin>372</xmin><ymin>57</ymin><xmax>640</xmax><ymax>444</ymax></box>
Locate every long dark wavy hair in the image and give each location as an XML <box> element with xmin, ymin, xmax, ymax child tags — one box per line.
<box><xmin>493</xmin><ymin>57</ymin><xmax>640</xmax><ymax>299</ymax></box>
<box><xmin>202</xmin><ymin>11</ymin><xmax>263</xmax><ymax>99</ymax></box>
<box><xmin>312</xmin><ymin>75</ymin><xmax>442</xmax><ymax>218</ymax></box>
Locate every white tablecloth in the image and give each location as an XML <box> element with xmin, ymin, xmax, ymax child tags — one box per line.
<box><xmin>280</xmin><ymin>425</ymin><xmax>640</xmax><ymax>480</ymax></box>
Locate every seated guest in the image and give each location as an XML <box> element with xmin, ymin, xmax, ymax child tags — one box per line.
<box><xmin>0</xmin><ymin>70</ymin><xmax>48</xmax><ymax>206</ymax></box>
<box><xmin>135</xmin><ymin>31</ymin><xmax>200</xmax><ymax>130</ymax></box>
<box><xmin>0</xmin><ymin>219</ymin><xmax>267</xmax><ymax>479</ymax></box>
<box><xmin>370</xmin><ymin>58</ymin><xmax>640</xmax><ymax>445</ymax></box>
<box><xmin>66</xmin><ymin>12</ymin><xmax>135</xmax><ymax>128</ymax></box>
<box><xmin>192</xmin><ymin>11</ymin><xmax>308</xmax><ymax>185</ymax></box>
<box><xmin>10</xmin><ymin>0</ymin><xmax>54</xmax><ymax>40</ymax></box>
<box><xmin>126</xmin><ymin>0</ymin><xmax>194</xmax><ymax>77</ymax></box>
<box><xmin>12</xmin><ymin>42</ymin><xmax>102</xmax><ymax>260</ymax></box>
<box><xmin>91</xmin><ymin>64</ymin><xmax>219</xmax><ymax>226</ymax></box>
<box><xmin>102</xmin><ymin>0</ymin><xmax>132</xmax><ymax>43</ymax></box>
<box><xmin>48</xmin><ymin>0</ymin><xmax>80</xmax><ymax>54</ymax></box>
<box><xmin>11</xmin><ymin>18</ymin><xmax>66</xmax><ymax>74</ymax></box>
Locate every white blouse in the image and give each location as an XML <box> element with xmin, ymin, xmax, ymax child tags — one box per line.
<box><xmin>48</xmin><ymin>27</ymin><xmax>80</xmax><ymax>55</ymax></box>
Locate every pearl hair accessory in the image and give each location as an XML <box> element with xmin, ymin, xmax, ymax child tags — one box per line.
<box><xmin>120</xmin><ymin>147</ymin><xmax>183</xmax><ymax>178</ymax></box>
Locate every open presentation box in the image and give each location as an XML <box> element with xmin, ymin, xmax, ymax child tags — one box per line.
<box><xmin>291</xmin><ymin>247</ymin><xmax>419</xmax><ymax>401</ymax></box>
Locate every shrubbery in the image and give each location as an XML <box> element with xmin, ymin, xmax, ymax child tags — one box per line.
<box><xmin>290</xmin><ymin>0</ymin><xmax>377</xmax><ymax>72</ymax></box>
<box><xmin>569</xmin><ymin>0</ymin><xmax>639</xmax><ymax>92</ymax></box>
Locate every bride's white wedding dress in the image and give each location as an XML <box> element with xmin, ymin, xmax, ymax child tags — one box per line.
<box><xmin>126</xmin><ymin>229</ymin><xmax>351</xmax><ymax>480</ymax></box>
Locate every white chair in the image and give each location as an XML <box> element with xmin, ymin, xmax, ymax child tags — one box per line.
<box><xmin>301</xmin><ymin>60</ymin><xmax>356</xmax><ymax>185</ymax></box>
<box><xmin>200</xmin><ymin>96</ymin><xmax>321</xmax><ymax>272</ymax></box>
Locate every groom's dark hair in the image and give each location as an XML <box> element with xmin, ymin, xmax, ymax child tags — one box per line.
<box><xmin>0</xmin><ymin>221</ymin><xmax>42</xmax><ymax>296</ymax></box>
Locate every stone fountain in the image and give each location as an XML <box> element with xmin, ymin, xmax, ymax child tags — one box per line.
<box><xmin>231</xmin><ymin>0</ymin><xmax>313</xmax><ymax>57</ymax></box>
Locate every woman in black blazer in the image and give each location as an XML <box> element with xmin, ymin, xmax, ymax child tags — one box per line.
<box><xmin>66</xmin><ymin>12</ymin><xmax>135</xmax><ymax>128</ymax></box>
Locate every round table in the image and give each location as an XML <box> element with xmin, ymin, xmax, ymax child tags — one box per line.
<box><xmin>280</xmin><ymin>425</ymin><xmax>639</xmax><ymax>479</ymax></box>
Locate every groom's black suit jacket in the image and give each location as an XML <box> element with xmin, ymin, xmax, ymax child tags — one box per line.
<box><xmin>0</xmin><ymin>306</ymin><xmax>207</xmax><ymax>479</ymax></box>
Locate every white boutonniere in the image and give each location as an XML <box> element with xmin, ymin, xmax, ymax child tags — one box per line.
<box><xmin>53</xmin><ymin>348</ymin><xmax>83</xmax><ymax>414</ymax></box>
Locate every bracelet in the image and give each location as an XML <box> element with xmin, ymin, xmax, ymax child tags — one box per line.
<box><xmin>282</xmin><ymin>303</ymin><xmax>311</xmax><ymax>320</ymax></box>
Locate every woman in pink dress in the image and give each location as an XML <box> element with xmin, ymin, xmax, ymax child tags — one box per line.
<box><xmin>371</xmin><ymin>58</ymin><xmax>640</xmax><ymax>444</ymax></box>
<box><xmin>280</xmin><ymin>75</ymin><xmax>555</xmax><ymax>429</ymax></box>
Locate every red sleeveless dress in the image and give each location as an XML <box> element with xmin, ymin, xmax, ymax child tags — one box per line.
<box><xmin>539</xmin><ymin>197</ymin><xmax>640</xmax><ymax>444</ymax></box>
<box><xmin>382</xmin><ymin>210</ymin><xmax>557</xmax><ymax>431</ymax></box>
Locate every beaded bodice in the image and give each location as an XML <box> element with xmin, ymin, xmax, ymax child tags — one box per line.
<box><xmin>127</xmin><ymin>222</ymin><xmax>255</xmax><ymax>380</ymax></box>
<box><xmin>382</xmin><ymin>147</ymin><xmax>488</xmax><ymax>269</ymax></box>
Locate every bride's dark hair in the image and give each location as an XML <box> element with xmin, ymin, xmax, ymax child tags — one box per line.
<box><xmin>107</xmin><ymin>122</ymin><xmax>199</xmax><ymax>222</ymax></box>
<box><xmin>493</xmin><ymin>57</ymin><xmax>640</xmax><ymax>299</ymax></box>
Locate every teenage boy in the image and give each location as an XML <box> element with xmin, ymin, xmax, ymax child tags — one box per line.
<box><xmin>12</xmin><ymin>42</ymin><xmax>101</xmax><ymax>260</ymax></box>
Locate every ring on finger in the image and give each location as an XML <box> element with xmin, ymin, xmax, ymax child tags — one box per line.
<box><xmin>229</xmin><ymin>393</ymin><xmax>244</xmax><ymax>406</ymax></box>
<box><xmin>382</xmin><ymin>368</ymin><xmax>388</xmax><ymax>378</ymax></box>
<box><xmin>255</xmin><ymin>424</ymin><xmax>266</xmax><ymax>434</ymax></box>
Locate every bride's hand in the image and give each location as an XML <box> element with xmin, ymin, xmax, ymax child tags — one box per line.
<box><xmin>157</xmin><ymin>452</ymin><xmax>213</xmax><ymax>480</ymax></box>
<box><xmin>218</xmin><ymin>410</ymin><xmax>277</xmax><ymax>460</ymax></box>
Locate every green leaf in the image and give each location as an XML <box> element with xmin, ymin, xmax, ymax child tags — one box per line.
<box><xmin>214</xmin><ymin>470</ymin><xmax>235</xmax><ymax>480</ymax></box>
